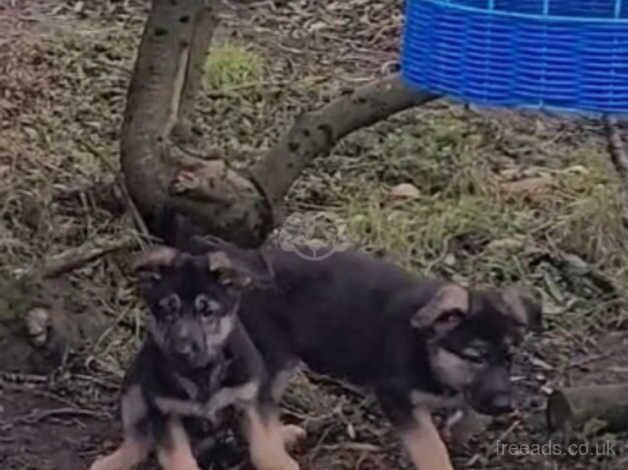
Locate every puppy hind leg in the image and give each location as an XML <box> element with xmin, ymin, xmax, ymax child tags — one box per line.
<box><xmin>281</xmin><ymin>424</ymin><xmax>306</xmax><ymax>449</ymax></box>
<box><xmin>269</xmin><ymin>367</ymin><xmax>306</xmax><ymax>448</ymax></box>
<box><xmin>156</xmin><ymin>418</ymin><xmax>201</xmax><ymax>470</ymax></box>
<box><xmin>243</xmin><ymin>405</ymin><xmax>300</xmax><ymax>470</ymax></box>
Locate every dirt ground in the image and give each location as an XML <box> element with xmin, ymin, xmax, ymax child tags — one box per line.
<box><xmin>1</xmin><ymin>1</ymin><xmax>628</xmax><ymax>469</ymax></box>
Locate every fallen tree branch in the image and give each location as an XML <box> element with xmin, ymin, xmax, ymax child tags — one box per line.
<box><xmin>547</xmin><ymin>383</ymin><xmax>628</xmax><ymax>434</ymax></box>
<box><xmin>251</xmin><ymin>75</ymin><xmax>439</xmax><ymax>207</ymax></box>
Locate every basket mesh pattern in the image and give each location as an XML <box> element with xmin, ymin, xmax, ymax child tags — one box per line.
<box><xmin>401</xmin><ymin>0</ymin><xmax>628</xmax><ymax>116</ymax></box>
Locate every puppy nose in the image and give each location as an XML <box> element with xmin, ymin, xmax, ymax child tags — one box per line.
<box><xmin>174</xmin><ymin>340</ymin><xmax>197</xmax><ymax>360</ymax></box>
<box><xmin>490</xmin><ymin>393</ymin><xmax>513</xmax><ymax>413</ymax></box>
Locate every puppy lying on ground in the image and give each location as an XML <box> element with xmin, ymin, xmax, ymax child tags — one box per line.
<box><xmin>89</xmin><ymin>248</ymin><xmax>302</xmax><ymax>470</ymax></box>
<box><xmin>172</xmin><ymin>236</ymin><xmax>541</xmax><ymax>470</ymax></box>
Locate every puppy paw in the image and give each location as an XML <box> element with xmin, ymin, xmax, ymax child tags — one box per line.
<box><xmin>277</xmin><ymin>456</ymin><xmax>300</xmax><ymax>470</ymax></box>
<box><xmin>88</xmin><ymin>456</ymin><xmax>119</xmax><ymax>470</ymax></box>
<box><xmin>281</xmin><ymin>424</ymin><xmax>306</xmax><ymax>448</ymax></box>
<box><xmin>88</xmin><ymin>459</ymin><xmax>105</xmax><ymax>470</ymax></box>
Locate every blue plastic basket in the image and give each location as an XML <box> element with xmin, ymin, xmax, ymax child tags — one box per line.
<box><xmin>401</xmin><ymin>0</ymin><xmax>628</xmax><ymax>117</ymax></box>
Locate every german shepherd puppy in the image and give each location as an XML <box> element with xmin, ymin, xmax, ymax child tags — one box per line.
<box><xmin>89</xmin><ymin>247</ymin><xmax>302</xmax><ymax>470</ymax></box>
<box><xmin>172</xmin><ymin>236</ymin><xmax>541</xmax><ymax>470</ymax></box>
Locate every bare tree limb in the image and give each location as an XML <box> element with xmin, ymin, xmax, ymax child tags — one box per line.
<box><xmin>167</xmin><ymin>75</ymin><xmax>438</xmax><ymax>243</ymax></box>
<box><xmin>120</xmin><ymin>2</ymin><xmax>438</xmax><ymax>246</ymax></box>
<box><xmin>172</xmin><ymin>3</ymin><xmax>217</xmax><ymax>142</ymax></box>
<box><xmin>250</xmin><ymin>74</ymin><xmax>438</xmax><ymax>207</ymax></box>
<box><xmin>120</xmin><ymin>0</ymin><xmax>208</xmax><ymax>223</ymax></box>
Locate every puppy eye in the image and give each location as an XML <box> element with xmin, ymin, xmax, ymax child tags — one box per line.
<box><xmin>158</xmin><ymin>294</ymin><xmax>180</xmax><ymax>319</ymax></box>
<box><xmin>461</xmin><ymin>347</ymin><xmax>488</xmax><ymax>363</ymax></box>
<box><xmin>195</xmin><ymin>295</ymin><xmax>221</xmax><ymax>316</ymax></box>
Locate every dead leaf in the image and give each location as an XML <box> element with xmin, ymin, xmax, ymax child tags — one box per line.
<box><xmin>485</xmin><ymin>237</ymin><xmax>525</xmax><ymax>253</ymax></box>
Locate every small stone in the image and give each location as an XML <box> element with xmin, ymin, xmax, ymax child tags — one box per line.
<box><xmin>390</xmin><ymin>183</ymin><xmax>420</xmax><ymax>199</ymax></box>
<box><xmin>346</xmin><ymin>423</ymin><xmax>356</xmax><ymax>439</ymax></box>
<box><xmin>443</xmin><ymin>253</ymin><xmax>457</xmax><ymax>266</ymax></box>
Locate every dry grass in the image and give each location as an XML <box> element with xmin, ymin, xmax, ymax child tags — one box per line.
<box><xmin>1</xmin><ymin>1</ymin><xmax>628</xmax><ymax>469</ymax></box>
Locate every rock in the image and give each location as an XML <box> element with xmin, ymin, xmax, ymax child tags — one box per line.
<box><xmin>390</xmin><ymin>183</ymin><xmax>420</xmax><ymax>199</ymax></box>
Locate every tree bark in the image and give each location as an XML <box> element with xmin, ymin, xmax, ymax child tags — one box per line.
<box><xmin>172</xmin><ymin>3</ymin><xmax>218</xmax><ymax>142</ymax></box>
<box><xmin>120</xmin><ymin>0</ymin><xmax>214</xmax><ymax>228</ymax></box>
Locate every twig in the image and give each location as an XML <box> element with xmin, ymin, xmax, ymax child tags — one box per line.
<box><xmin>11</xmin><ymin>407</ymin><xmax>108</xmax><ymax>425</ymax></box>
<box><xmin>566</xmin><ymin>352</ymin><xmax>613</xmax><ymax>370</ymax></box>
<box><xmin>0</xmin><ymin>372</ymin><xmax>48</xmax><ymax>384</ymax></box>
<box><xmin>605</xmin><ymin>116</ymin><xmax>628</xmax><ymax>184</ymax></box>
<box><xmin>78</xmin><ymin>139</ymin><xmax>152</xmax><ymax>242</ymax></box>
<box><xmin>36</xmin><ymin>234</ymin><xmax>136</xmax><ymax>278</ymax></box>
<box><xmin>605</xmin><ymin>115</ymin><xmax>628</xmax><ymax>226</ymax></box>
<box><xmin>318</xmin><ymin>442</ymin><xmax>383</xmax><ymax>453</ymax></box>
<box><xmin>466</xmin><ymin>419</ymin><xmax>519</xmax><ymax>467</ymax></box>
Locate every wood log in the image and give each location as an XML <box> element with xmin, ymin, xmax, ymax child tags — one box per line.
<box><xmin>546</xmin><ymin>383</ymin><xmax>628</xmax><ymax>434</ymax></box>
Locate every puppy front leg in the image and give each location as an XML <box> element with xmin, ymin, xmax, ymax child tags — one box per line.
<box><xmin>399</xmin><ymin>408</ymin><xmax>454</xmax><ymax>470</ymax></box>
<box><xmin>89</xmin><ymin>386</ymin><xmax>152</xmax><ymax>470</ymax></box>
<box><xmin>378</xmin><ymin>387</ymin><xmax>454</xmax><ymax>470</ymax></box>
<box><xmin>156</xmin><ymin>417</ymin><xmax>200</xmax><ymax>470</ymax></box>
<box><xmin>243</xmin><ymin>404</ymin><xmax>300</xmax><ymax>470</ymax></box>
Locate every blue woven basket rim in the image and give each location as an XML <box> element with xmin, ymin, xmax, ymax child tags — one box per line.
<box><xmin>417</xmin><ymin>0</ymin><xmax>628</xmax><ymax>23</ymax></box>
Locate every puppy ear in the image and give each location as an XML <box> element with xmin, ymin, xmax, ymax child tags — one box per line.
<box><xmin>499</xmin><ymin>286</ymin><xmax>542</xmax><ymax>332</ymax></box>
<box><xmin>207</xmin><ymin>250</ymin><xmax>270</xmax><ymax>288</ymax></box>
<box><xmin>411</xmin><ymin>284</ymin><xmax>470</xmax><ymax>335</ymax></box>
<box><xmin>132</xmin><ymin>246</ymin><xmax>179</xmax><ymax>292</ymax></box>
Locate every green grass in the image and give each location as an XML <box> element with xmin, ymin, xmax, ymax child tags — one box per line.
<box><xmin>204</xmin><ymin>43</ymin><xmax>265</xmax><ymax>90</ymax></box>
<box><xmin>293</xmin><ymin>111</ymin><xmax>628</xmax><ymax>329</ymax></box>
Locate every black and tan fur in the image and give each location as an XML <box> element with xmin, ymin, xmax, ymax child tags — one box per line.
<box><xmin>89</xmin><ymin>248</ymin><xmax>301</xmax><ymax>470</ymax></box>
<box><xmin>171</xmin><ymin>236</ymin><xmax>541</xmax><ymax>470</ymax></box>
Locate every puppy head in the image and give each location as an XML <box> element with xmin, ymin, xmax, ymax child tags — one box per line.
<box><xmin>411</xmin><ymin>283</ymin><xmax>541</xmax><ymax>415</ymax></box>
<box><xmin>132</xmin><ymin>246</ymin><xmax>268</xmax><ymax>371</ymax></box>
